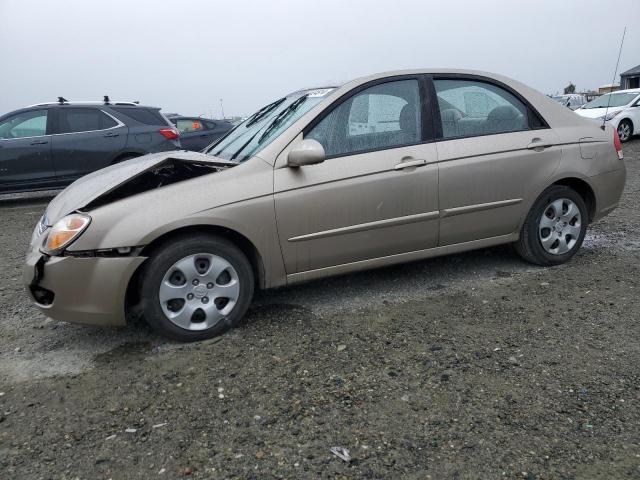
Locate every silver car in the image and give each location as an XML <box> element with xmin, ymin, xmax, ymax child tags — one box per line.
<box><xmin>24</xmin><ymin>69</ymin><xmax>626</xmax><ymax>341</ymax></box>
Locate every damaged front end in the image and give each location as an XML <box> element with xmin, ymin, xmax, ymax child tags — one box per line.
<box><xmin>85</xmin><ymin>158</ymin><xmax>226</xmax><ymax>210</ymax></box>
<box><xmin>24</xmin><ymin>151</ymin><xmax>242</xmax><ymax>326</ymax></box>
<box><xmin>43</xmin><ymin>150</ymin><xmax>238</xmax><ymax>224</ymax></box>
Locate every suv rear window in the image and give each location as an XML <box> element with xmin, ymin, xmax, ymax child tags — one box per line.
<box><xmin>111</xmin><ymin>107</ymin><xmax>168</xmax><ymax>126</ymax></box>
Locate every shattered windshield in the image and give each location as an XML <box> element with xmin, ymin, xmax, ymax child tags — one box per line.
<box><xmin>206</xmin><ymin>88</ymin><xmax>336</xmax><ymax>162</ymax></box>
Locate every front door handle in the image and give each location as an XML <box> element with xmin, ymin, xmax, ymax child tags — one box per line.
<box><xmin>30</xmin><ymin>140</ymin><xmax>48</xmax><ymax>145</ymax></box>
<box><xmin>394</xmin><ymin>158</ymin><xmax>428</xmax><ymax>170</ymax></box>
<box><xmin>104</xmin><ymin>132</ymin><xmax>120</xmax><ymax>138</ymax></box>
<box><xmin>527</xmin><ymin>138</ymin><xmax>553</xmax><ymax>150</ymax></box>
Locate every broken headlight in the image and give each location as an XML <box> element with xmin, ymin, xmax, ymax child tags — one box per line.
<box><xmin>43</xmin><ymin>214</ymin><xmax>91</xmax><ymax>254</ymax></box>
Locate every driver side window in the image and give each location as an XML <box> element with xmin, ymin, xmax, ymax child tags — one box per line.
<box><xmin>0</xmin><ymin>110</ymin><xmax>49</xmax><ymax>139</ymax></box>
<box><xmin>306</xmin><ymin>79</ymin><xmax>422</xmax><ymax>158</ymax></box>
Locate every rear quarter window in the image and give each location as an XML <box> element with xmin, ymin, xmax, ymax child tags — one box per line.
<box><xmin>111</xmin><ymin>107</ymin><xmax>169</xmax><ymax>126</ymax></box>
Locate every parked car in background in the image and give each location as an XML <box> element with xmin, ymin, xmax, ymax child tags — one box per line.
<box><xmin>0</xmin><ymin>99</ymin><xmax>180</xmax><ymax>193</ymax></box>
<box><xmin>24</xmin><ymin>69</ymin><xmax>626</xmax><ymax>342</ymax></box>
<box><xmin>551</xmin><ymin>94</ymin><xmax>586</xmax><ymax>110</ymax></box>
<box><xmin>168</xmin><ymin>116</ymin><xmax>233</xmax><ymax>151</ymax></box>
<box><xmin>575</xmin><ymin>88</ymin><xmax>640</xmax><ymax>142</ymax></box>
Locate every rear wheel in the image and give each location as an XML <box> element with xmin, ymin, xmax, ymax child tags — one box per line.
<box><xmin>617</xmin><ymin>120</ymin><xmax>633</xmax><ymax>143</ymax></box>
<box><xmin>139</xmin><ymin>235</ymin><xmax>254</xmax><ymax>341</ymax></box>
<box><xmin>514</xmin><ymin>185</ymin><xmax>587</xmax><ymax>266</ymax></box>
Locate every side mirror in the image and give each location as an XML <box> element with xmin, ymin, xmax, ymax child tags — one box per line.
<box><xmin>287</xmin><ymin>139</ymin><xmax>325</xmax><ymax>167</ymax></box>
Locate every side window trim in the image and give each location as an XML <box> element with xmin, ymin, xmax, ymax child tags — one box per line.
<box><xmin>53</xmin><ymin>108</ymin><xmax>124</xmax><ymax>136</ymax></box>
<box><xmin>302</xmin><ymin>74</ymin><xmax>435</xmax><ymax>160</ymax></box>
<box><xmin>429</xmin><ymin>73</ymin><xmax>549</xmax><ymax>141</ymax></box>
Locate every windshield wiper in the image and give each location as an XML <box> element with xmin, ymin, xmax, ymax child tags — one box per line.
<box><xmin>229</xmin><ymin>130</ymin><xmax>261</xmax><ymax>161</ymax></box>
<box><xmin>225</xmin><ymin>102</ymin><xmax>289</xmax><ymax>161</ymax></box>
<box><xmin>227</xmin><ymin>95</ymin><xmax>310</xmax><ymax>161</ymax></box>
<box><xmin>245</xmin><ymin>98</ymin><xmax>286</xmax><ymax>127</ymax></box>
<box><xmin>257</xmin><ymin>94</ymin><xmax>309</xmax><ymax>144</ymax></box>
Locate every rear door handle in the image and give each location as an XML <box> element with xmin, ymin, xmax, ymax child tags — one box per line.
<box><xmin>527</xmin><ymin>138</ymin><xmax>553</xmax><ymax>150</ymax></box>
<box><xmin>104</xmin><ymin>132</ymin><xmax>120</xmax><ymax>138</ymax></box>
<box><xmin>30</xmin><ymin>140</ymin><xmax>48</xmax><ymax>145</ymax></box>
<box><xmin>394</xmin><ymin>158</ymin><xmax>428</xmax><ymax>170</ymax></box>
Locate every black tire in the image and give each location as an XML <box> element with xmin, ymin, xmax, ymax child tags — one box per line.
<box><xmin>514</xmin><ymin>185</ymin><xmax>588</xmax><ymax>266</ymax></box>
<box><xmin>139</xmin><ymin>234</ymin><xmax>254</xmax><ymax>342</ymax></box>
<box><xmin>617</xmin><ymin>119</ymin><xmax>633</xmax><ymax>143</ymax></box>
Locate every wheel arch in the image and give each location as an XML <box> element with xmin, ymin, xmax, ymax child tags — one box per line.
<box><xmin>551</xmin><ymin>177</ymin><xmax>597</xmax><ymax>223</ymax></box>
<box><xmin>125</xmin><ymin>224</ymin><xmax>266</xmax><ymax>318</ymax></box>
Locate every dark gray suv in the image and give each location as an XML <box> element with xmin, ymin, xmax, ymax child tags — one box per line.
<box><xmin>0</xmin><ymin>100</ymin><xmax>181</xmax><ymax>193</ymax></box>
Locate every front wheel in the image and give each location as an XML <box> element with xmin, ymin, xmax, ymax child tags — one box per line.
<box><xmin>139</xmin><ymin>235</ymin><xmax>254</xmax><ymax>342</ymax></box>
<box><xmin>617</xmin><ymin>120</ymin><xmax>633</xmax><ymax>143</ymax></box>
<box><xmin>514</xmin><ymin>185</ymin><xmax>588</xmax><ymax>266</ymax></box>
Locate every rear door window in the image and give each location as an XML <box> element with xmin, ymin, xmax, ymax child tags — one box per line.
<box><xmin>434</xmin><ymin>79</ymin><xmax>533</xmax><ymax>139</ymax></box>
<box><xmin>175</xmin><ymin>119</ymin><xmax>204</xmax><ymax>133</ymax></box>
<box><xmin>58</xmin><ymin>108</ymin><xmax>117</xmax><ymax>134</ymax></box>
<box><xmin>0</xmin><ymin>110</ymin><xmax>49</xmax><ymax>139</ymax></box>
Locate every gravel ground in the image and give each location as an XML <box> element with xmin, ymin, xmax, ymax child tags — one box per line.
<box><xmin>1</xmin><ymin>141</ymin><xmax>639</xmax><ymax>479</ymax></box>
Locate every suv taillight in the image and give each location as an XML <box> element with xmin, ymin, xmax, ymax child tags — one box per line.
<box><xmin>614</xmin><ymin>128</ymin><xmax>623</xmax><ymax>160</ymax></box>
<box><xmin>159</xmin><ymin>128</ymin><xmax>180</xmax><ymax>140</ymax></box>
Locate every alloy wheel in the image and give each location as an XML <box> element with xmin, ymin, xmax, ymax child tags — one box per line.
<box><xmin>618</xmin><ymin>122</ymin><xmax>631</xmax><ymax>142</ymax></box>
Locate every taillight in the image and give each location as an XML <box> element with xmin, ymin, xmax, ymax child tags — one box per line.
<box><xmin>159</xmin><ymin>128</ymin><xmax>180</xmax><ymax>140</ymax></box>
<box><xmin>613</xmin><ymin>128</ymin><xmax>623</xmax><ymax>160</ymax></box>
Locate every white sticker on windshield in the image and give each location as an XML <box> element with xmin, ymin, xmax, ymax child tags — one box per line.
<box><xmin>306</xmin><ymin>88</ymin><xmax>335</xmax><ymax>98</ymax></box>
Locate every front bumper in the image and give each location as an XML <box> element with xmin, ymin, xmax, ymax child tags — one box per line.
<box><xmin>23</xmin><ymin>247</ymin><xmax>146</xmax><ymax>326</ymax></box>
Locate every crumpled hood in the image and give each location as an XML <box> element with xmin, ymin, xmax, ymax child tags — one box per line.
<box><xmin>575</xmin><ymin>106</ymin><xmax>624</xmax><ymax>119</ymax></box>
<box><xmin>44</xmin><ymin>150</ymin><xmax>237</xmax><ymax>224</ymax></box>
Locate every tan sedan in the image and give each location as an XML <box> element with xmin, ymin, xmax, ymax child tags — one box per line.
<box><xmin>24</xmin><ymin>70</ymin><xmax>626</xmax><ymax>341</ymax></box>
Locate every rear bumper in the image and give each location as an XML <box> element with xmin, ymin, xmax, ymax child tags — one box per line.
<box><xmin>23</xmin><ymin>248</ymin><xmax>145</xmax><ymax>326</ymax></box>
<box><xmin>589</xmin><ymin>166</ymin><xmax>626</xmax><ymax>222</ymax></box>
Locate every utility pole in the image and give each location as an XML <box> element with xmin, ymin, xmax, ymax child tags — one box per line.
<box><xmin>220</xmin><ymin>98</ymin><xmax>225</xmax><ymax>120</ymax></box>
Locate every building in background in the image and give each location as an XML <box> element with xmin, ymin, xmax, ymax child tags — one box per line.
<box><xmin>620</xmin><ymin>64</ymin><xmax>640</xmax><ymax>90</ymax></box>
<box><xmin>598</xmin><ymin>83</ymin><xmax>620</xmax><ymax>94</ymax></box>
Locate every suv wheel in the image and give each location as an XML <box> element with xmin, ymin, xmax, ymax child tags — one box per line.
<box><xmin>514</xmin><ymin>185</ymin><xmax>588</xmax><ymax>266</ymax></box>
<box><xmin>139</xmin><ymin>235</ymin><xmax>254</xmax><ymax>341</ymax></box>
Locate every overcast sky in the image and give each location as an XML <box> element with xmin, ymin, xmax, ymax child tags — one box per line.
<box><xmin>1</xmin><ymin>0</ymin><xmax>639</xmax><ymax>118</ymax></box>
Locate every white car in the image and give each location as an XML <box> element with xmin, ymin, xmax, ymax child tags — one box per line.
<box><xmin>575</xmin><ymin>88</ymin><xmax>640</xmax><ymax>142</ymax></box>
<box><xmin>551</xmin><ymin>94</ymin><xmax>586</xmax><ymax>110</ymax></box>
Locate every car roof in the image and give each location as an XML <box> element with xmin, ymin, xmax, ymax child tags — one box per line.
<box><xmin>24</xmin><ymin>101</ymin><xmax>160</xmax><ymax>109</ymax></box>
